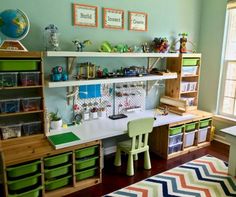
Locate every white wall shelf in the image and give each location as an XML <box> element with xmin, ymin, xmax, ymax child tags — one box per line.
<box><xmin>46</xmin><ymin>74</ymin><xmax>177</xmax><ymax>88</ymax></box>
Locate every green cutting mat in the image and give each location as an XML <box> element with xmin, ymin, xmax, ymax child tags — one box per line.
<box><xmin>48</xmin><ymin>132</ymin><xmax>80</xmax><ymax>146</ymax></box>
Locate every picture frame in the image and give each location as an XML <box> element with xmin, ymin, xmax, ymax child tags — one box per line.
<box><xmin>128</xmin><ymin>11</ymin><xmax>148</xmax><ymax>31</ymax></box>
<box><xmin>73</xmin><ymin>4</ymin><xmax>98</xmax><ymax>27</ymax></box>
<box><xmin>103</xmin><ymin>8</ymin><xmax>124</xmax><ymax>30</ymax></box>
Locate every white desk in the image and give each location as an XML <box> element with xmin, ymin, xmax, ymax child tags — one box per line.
<box><xmin>221</xmin><ymin>126</ymin><xmax>236</xmax><ymax>176</ymax></box>
<box><xmin>49</xmin><ymin>109</ymin><xmax>197</xmax><ymax>149</ymax></box>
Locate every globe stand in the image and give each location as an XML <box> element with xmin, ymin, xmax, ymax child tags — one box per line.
<box><xmin>0</xmin><ymin>40</ymin><xmax>27</xmax><ymax>52</ymax></box>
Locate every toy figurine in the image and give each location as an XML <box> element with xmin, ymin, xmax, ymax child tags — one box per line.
<box><xmin>172</xmin><ymin>33</ymin><xmax>196</xmax><ymax>53</ymax></box>
<box><xmin>72</xmin><ymin>40</ymin><xmax>92</xmax><ymax>52</ymax></box>
<box><xmin>50</xmin><ymin>66</ymin><xmax>68</xmax><ymax>82</ymax></box>
<box><xmin>152</xmin><ymin>37</ymin><xmax>169</xmax><ymax>53</ymax></box>
<box><xmin>44</xmin><ymin>24</ymin><xmax>60</xmax><ymax>51</ymax></box>
<box><xmin>142</xmin><ymin>42</ymin><xmax>150</xmax><ymax>53</ymax></box>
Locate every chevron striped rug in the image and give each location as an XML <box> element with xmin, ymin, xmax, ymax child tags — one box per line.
<box><xmin>105</xmin><ymin>155</ymin><xmax>236</xmax><ymax>197</ymax></box>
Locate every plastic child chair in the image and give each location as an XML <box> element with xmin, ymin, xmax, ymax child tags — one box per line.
<box><xmin>114</xmin><ymin>117</ymin><xmax>154</xmax><ymax>176</ymax></box>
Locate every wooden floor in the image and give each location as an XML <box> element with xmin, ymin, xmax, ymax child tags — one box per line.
<box><xmin>67</xmin><ymin>140</ymin><xmax>229</xmax><ymax>197</ymax></box>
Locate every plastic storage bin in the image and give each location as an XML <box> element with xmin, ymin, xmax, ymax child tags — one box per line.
<box><xmin>75</xmin><ymin>167</ymin><xmax>97</xmax><ymax>181</ymax></box>
<box><xmin>188</xmin><ymin>82</ymin><xmax>197</xmax><ymax>91</ymax></box>
<box><xmin>75</xmin><ymin>145</ymin><xmax>98</xmax><ymax>159</ymax></box>
<box><xmin>21</xmin><ymin>97</ymin><xmax>41</xmax><ymax>112</ymax></box>
<box><xmin>44</xmin><ymin>164</ymin><xmax>71</xmax><ymax>179</ymax></box>
<box><xmin>7</xmin><ymin>173</ymin><xmax>41</xmax><ymax>191</ymax></box>
<box><xmin>182</xmin><ymin>59</ymin><xmax>199</xmax><ymax>66</ymax></box>
<box><xmin>184</xmin><ymin>130</ymin><xmax>196</xmax><ymax>147</ymax></box>
<box><xmin>199</xmin><ymin>119</ymin><xmax>211</xmax><ymax>128</ymax></box>
<box><xmin>0</xmin><ymin>98</ymin><xmax>20</xmax><ymax>113</ymax></box>
<box><xmin>181</xmin><ymin>82</ymin><xmax>189</xmax><ymax>92</ymax></box>
<box><xmin>44</xmin><ymin>152</ymin><xmax>72</xmax><ymax>168</ymax></box>
<box><xmin>168</xmin><ymin>142</ymin><xmax>182</xmax><ymax>154</ymax></box>
<box><xmin>1</xmin><ymin>124</ymin><xmax>21</xmax><ymax>140</ymax></box>
<box><xmin>168</xmin><ymin>133</ymin><xmax>183</xmax><ymax>146</ymax></box>
<box><xmin>185</xmin><ymin>122</ymin><xmax>196</xmax><ymax>132</ymax></box>
<box><xmin>169</xmin><ymin>125</ymin><xmax>183</xmax><ymax>136</ymax></box>
<box><xmin>0</xmin><ymin>60</ymin><xmax>38</xmax><ymax>71</ymax></box>
<box><xmin>181</xmin><ymin>97</ymin><xmax>195</xmax><ymax>106</ymax></box>
<box><xmin>198</xmin><ymin>127</ymin><xmax>209</xmax><ymax>143</ymax></box>
<box><xmin>45</xmin><ymin>175</ymin><xmax>71</xmax><ymax>191</ymax></box>
<box><xmin>182</xmin><ymin>66</ymin><xmax>198</xmax><ymax>76</ymax></box>
<box><xmin>19</xmin><ymin>72</ymin><xmax>40</xmax><ymax>86</ymax></box>
<box><xmin>0</xmin><ymin>72</ymin><xmax>18</xmax><ymax>87</ymax></box>
<box><xmin>76</xmin><ymin>156</ymin><xmax>98</xmax><ymax>171</ymax></box>
<box><xmin>22</xmin><ymin>121</ymin><xmax>42</xmax><ymax>136</ymax></box>
<box><xmin>7</xmin><ymin>160</ymin><xmax>41</xmax><ymax>179</ymax></box>
<box><xmin>8</xmin><ymin>186</ymin><xmax>42</xmax><ymax>197</ymax></box>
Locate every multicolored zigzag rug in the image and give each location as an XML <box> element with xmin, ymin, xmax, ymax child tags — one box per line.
<box><xmin>105</xmin><ymin>155</ymin><xmax>236</xmax><ymax>197</ymax></box>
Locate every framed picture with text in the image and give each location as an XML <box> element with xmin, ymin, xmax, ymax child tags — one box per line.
<box><xmin>73</xmin><ymin>4</ymin><xmax>98</xmax><ymax>27</ymax></box>
<box><xmin>103</xmin><ymin>8</ymin><xmax>124</xmax><ymax>30</ymax></box>
<box><xmin>128</xmin><ymin>11</ymin><xmax>147</xmax><ymax>31</ymax></box>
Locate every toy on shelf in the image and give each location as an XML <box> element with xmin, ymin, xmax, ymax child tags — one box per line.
<box><xmin>77</xmin><ymin>62</ymin><xmax>96</xmax><ymax>79</ymax></box>
<box><xmin>142</xmin><ymin>42</ymin><xmax>150</xmax><ymax>53</ymax></box>
<box><xmin>50</xmin><ymin>66</ymin><xmax>68</xmax><ymax>82</ymax></box>
<box><xmin>172</xmin><ymin>33</ymin><xmax>196</xmax><ymax>53</ymax></box>
<box><xmin>151</xmin><ymin>37</ymin><xmax>169</xmax><ymax>53</ymax></box>
<box><xmin>99</xmin><ymin>41</ymin><xmax>131</xmax><ymax>53</ymax></box>
<box><xmin>44</xmin><ymin>24</ymin><xmax>60</xmax><ymax>51</ymax></box>
<box><xmin>72</xmin><ymin>40</ymin><xmax>92</xmax><ymax>52</ymax></box>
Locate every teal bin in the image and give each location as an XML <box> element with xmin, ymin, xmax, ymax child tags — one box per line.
<box><xmin>44</xmin><ymin>152</ymin><xmax>72</xmax><ymax>168</ymax></box>
<box><xmin>8</xmin><ymin>186</ymin><xmax>42</xmax><ymax>197</ymax></box>
<box><xmin>44</xmin><ymin>164</ymin><xmax>72</xmax><ymax>179</ymax></box>
<box><xmin>8</xmin><ymin>173</ymin><xmax>41</xmax><ymax>191</ymax></box>
<box><xmin>7</xmin><ymin>160</ymin><xmax>41</xmax><ymax>178</ymax></box>
<box><xmin>199</xmin><ymin>119</ymin><xmax>211</xmax><ymax>128</ymax></box>
<box><xmin>75</xmin><ymin>146</ymin><xmax>98</xmax><ymax>159</ymax></box>
<box><xmin>169</xmin><ymin>125</ymin><xmax>183</xmax><ymax>136</ymax></box>
<box><xmin>76</xmin><ymin>156</ymin><xmax>98</xmax><ymax>171</ymax></box>
<box><xmin>0</xmin><ymin>60</ymin><xmax>38</xmax><ymax>71</ymax></box>
<box><xmin>185</xmin><ymin>122</ymin><xmax>196</xmax><ymax>132</ymax></box>
<box><xmin>75</xmin><ymin>167</ymin><xmax>97</xmax><ymax>181</ymax></box>
<box><xmin>45</xmin><ymin>175</ymin><xmax>71</xmax><ymax>191</ymax></box>
<box><xmin>182</xmin><ymin>58</ymin><xmax>199</xmax><ymax>66</ymax></box>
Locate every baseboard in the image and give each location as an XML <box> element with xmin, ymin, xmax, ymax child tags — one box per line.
<box><xmin>104</xmin><ymin>146</ymin><xmax>117</xmax><ymax>155</ymax></box>
<box><xmin>213</xmin><ymin>134</ymin><xmax>230</xmax><ymax>145</ymax></box>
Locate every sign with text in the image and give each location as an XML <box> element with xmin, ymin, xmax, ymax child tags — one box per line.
<box><xmin>103</xmin><ymin>8</ymin><xmax>124</xmax><ymax>30</ymax></box>
<box><xmin>73</xmin><ymin>4</ymin><xmax>98</xmax><ymax>27</ymax></box>
<box><xmin>129</xmin><ymin>11</ymin><xmax>147</xmax><ymax>31</ymax></box>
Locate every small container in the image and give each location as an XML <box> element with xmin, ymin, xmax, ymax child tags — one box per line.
<box><xmin>82</xmin><ymin>111</ymin><xmax>90</xmax><ymax>121</ymax></box>
<box><xmin>181</xmin><ymin>97</ymin><xmax>195</xmax><ymax>106</ymax></box>
<box><xmin>181</xmin><ymin>82</ymin><xmax>189</xmax><ymax>92</ymax></box>
<box><xmin>8</xmin><ymin>186</ymin><xmax>42</xmax><ymax>197</ymax></box>
<box><xmin>182</xmin><ymin>58</ymin><xmax>199</xmax><ymax>66</ymax></box>
<box><xmin>0</xmin><ymin>98</ymin><xmax>20</xmax><ymax>113</ymax></box>
<box><xmin>168</xmin><ymin>142</ymin><xmax>182</xmax><ymax>154</ymax></box>
<box><xmin>185</xmin><ymin>122</ymin><xmax>196</xmax><ymax>132</ymax></box>
<box><xmin>44</xmin><ymin>152</ymin><xmax>72</xmax><ymax>168</ymax></box>
<box><xmin>19</xmin><ymin>72</ymin><xmax>40</xmax><ymax>86</ymax></box>
<box><xmin>75</xmin><ymin>146</ymin><xmax>98</xmax><ymax>159</ymax></box>
<box><xmin>75</xmin><ymin>156</ymin><xmax>98</xmax><ymax>171</ymax></box>
<box><xmin>188</xmin><ymin>82</ymin><xmax>197</xmax><ymax>91</ymax></box>
<box><xmin>44</xmin><ymin>164</ymin><xmax>72</xmax><ymax>179</ymax></box>
<box><xmin>98</xmin><ymin>110</ymin><xmax>106</xmax><ymax>118</ymax></box>
<box><xmin>21</xmin><ymin>97</ymin><xmax>41</xmax><ymax>112</ymax></box>
<box><xmin>169</xmin><ymin>133</ymin><xmax>183</xmax><ymax>146</ymax></box>
<box><xmin>199</xmin><ymin>119</ymin><xmax>211</xmax><ymax>128</ymax></box>
<box><xmin>184</xmin><ymin>130</ymin><xmax>196</xmax><ymax>147</ymax></box>
<box><xmin>169</xmin><ymin>125</ymin><xmax>183</xmax><ymax>136</ymax></box>
<box><xmin>90</xmin><ymin>111</ymin><xmax>98</xmax><ymax>119</ymax></box>
<box><xmin>75</xmin><ymin>167</ymin><xmax>97</xmax><ymax>181</ymax></box>
<box><xmin>198</xmin><ymin>127</ymin><xmax>209</xmax><ymax>143</ymax></box>
<box><xmin>0</xmin><ymin>60</ymin><xmax>38</xmax><ymax>71</ymax></box>
<box><xmin>182</xmin><ymin>66</ymin><xmax>198</xmax><ymax>76</ymax></box>
<box><xmin>0</xmin><ymin>124</ymin><xmax>21</xmax><ymax>140</ymax></box>
<box><xmin>45</xmin><ymin>175</ymin><xmax>71</xmax><ymax>191</ymax></box>
<box><xmin>22</xmin><ymin>121</ymin><xmax>42</xmax><ymax>136</ymax></box>
<box><xmin>0</xmin><ymin>72</ymin><xmax>18</xmax><ymax>87</ymax></box>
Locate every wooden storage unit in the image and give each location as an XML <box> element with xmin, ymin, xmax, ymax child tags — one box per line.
<box><xmin>165</xmin><ymin>53</ymin><xmax>201</xmax><ymax>112</ymax></box>
<box><xmin>149</xmin><ymin>110</ymin><xmax>212</xmax><ymax>159</ymax></box>
<box><xmin>0</xmin><ymin>137</ymin><xmax>102</xmax><ymax>197</ymax></box>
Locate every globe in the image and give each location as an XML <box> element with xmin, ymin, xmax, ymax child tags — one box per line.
<box><xmin>0</xmin><ymin>9</ymin><xmax>30</xmax><ymax>41</ymax></box>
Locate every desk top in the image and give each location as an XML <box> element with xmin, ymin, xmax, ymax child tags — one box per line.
<box><xmin>48</xmin><ymin>109</ymin><xmax>210</xmax><ymax>149</ymax></box>
<box><xmin>221</xmin><ymin>126</ymin><xmax>236</xmax><ymax>137</ymax></box>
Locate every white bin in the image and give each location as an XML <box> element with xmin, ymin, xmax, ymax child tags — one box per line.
<box><xmin>198</xmin><ymin>127</ymin><xmax>209</xmax><ymax>143</ymax></box>
<box><xmin>184</xmin><ymin>130</ymin><xmax>196</xmax><ymax>147</ymax></box>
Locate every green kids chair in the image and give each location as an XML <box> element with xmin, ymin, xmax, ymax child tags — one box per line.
<box><xmin>114</xmin><ymin>117</ymin><xmax>154</xmax><ymax>176</ymax></box>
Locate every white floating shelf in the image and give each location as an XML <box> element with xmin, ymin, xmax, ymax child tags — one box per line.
<box><xmin>46</xmin><ymin>74</ymin><xmax>177</xmax><ymax>88</ymax></box>
<box><xmin>45</xmin><ymin>51</ymin><xmax>179</xmax><ymax>58</ymax></box>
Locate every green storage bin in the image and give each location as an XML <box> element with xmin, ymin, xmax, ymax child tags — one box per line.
<box><xmin>45</xmin><ymin>175</ymin><xmax>71</xmax><ymax>191</ymax></box>
<box><xmin>45</xmin><ymin>164</ymin><xmax>72</xmax><ymax>179</ymax></box>
<box><xmin>7</xmin><ymin>160</ymin><xmax>41</xmax><ymax>178</ymax></box>
<box><xmin>0</xmin><ymin>60</ymin><xmax>38</xmax><ymax>71</ymax></box>
<box><xmin>8</xmin><ymin>186</ymin><xmax>42</xmax><ymax>197</ymax></box>
<box><xmin>75</xmin><ymin>167</ymin><xmax>97</xmax><ymax>181</ymax></box>
<box><xmin>182</xmin><ymin>58</ymin><xmax>199</xmax><ymax>66</ymax></box>
<box><xmin>76</xmin><ymin>156</ymin><xmax>98</xmax><ymax>171</ymax></box>
<box><xmin>169</xmin><ymin>125</ymin><xmax>183</xmax><ymax>136</ymax></box>
<box><xmin>75</xmin><ymin>146</ymin><xmax>98</xmax><ymax>159</ymax></box>
<box><xmin>44</xmin><ymin>152</ymin><xmax>72</xmax><ymax>167</ymax></box>
<box><xmin>8</xmin><ymin>173</ymin><xmax>41</xmax><ymax>191</ymax></box>
<box><xmin>199</xmin><ymin>119</ymin><xmax>211</xmax><ymax>128</ymax></box>
<box><xmin>185</xmin><ymin>122</ymin><xmax>196</xmax><ymax>132</ymax></box>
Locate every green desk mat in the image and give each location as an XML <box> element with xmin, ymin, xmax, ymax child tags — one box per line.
<box><xmin>48</xmin><ymin>132</ymin><xmax>80</xmax><ymax>146</ymax></box>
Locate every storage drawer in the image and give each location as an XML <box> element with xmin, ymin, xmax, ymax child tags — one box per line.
<box><xmin>76</xmin><ymin>156</ymin><xmax>98</xmax><ymax>171</ymax></box>
<box><xmin>169</xmin><ymin>133</ymin><xmax>182</xmax><ymax>146</ymax></box>
<box><xmin>1</xmin><ymin>124</ymin><xmax>21</xmax><ymax>140</ymax></box>
<box><xmin>0</xmin><ymin>98</ymin><xmax>20</xmax><ymax>113</ymax></box>
<box><xmin>184</xmin><ymin>130</ymin><xmax>196</xmax><ymax>147</ymax></box>
<box><xmin>182</xmin><ymin>58</ymin><xmax>199</xmax><ymax>66</ymax></box>
<box><xmin>7</xmin><ymin>160</ymin><xmax>41</xmax><ymax>179</ymax></box>
<box><xmin>44</xmin><ymin>152</ymin><xmax>72</xmax><ymax>168</ymax></box>
<box><xmin>75</xmin><ymin>167</ymin><xmax>97</xmax><ymax>181</ymax></box>
<box><xmin>0</xmin><ymin>60</ymin><xmax>38</xmax><ymax>71</ymax></box>
<box><xmin>8</xmin><ymin>186</ymin><xmax>42</xmax><ymax>197</ymax></box>
<box><xmin>21</xmin><ymin>97</ymin><xmax>41</xmax><ymax>112</ymax></box>
<box><xmin>44</xmin><ymin>164</ymin><xmax>72</xmax><ymax>180</ymax></box>
<box><xmin>22</xmin><ymin>121</ymin><xmax>42</xmax><ymax>136</ymax></box>
<box><xmin>199</xmin><ymin>119</ymin><xmax>211</xmax><ymax>128</ymax></box>
<box><xmin>182</xmin><ymin>66</ymin><xmax>198</xmax><ymax>76</ymax></box>
<box><xmin>75</xmin><ymin>145</ymin><xmax>98</xmax><ymax>159</ymax></box>
<box><xmin>185</xmin><ymin>122</ymin><xmax>196</xmax><ymax>132</ymax></box>
<box><xmin>198</xmin><ymin>127</ymin><xmax>209</xmax><ymax>143</ymax></box>
<box><xmin>168</xmin><ymin>142</ymin><xmax>182</xmax><ymax>154</ymax></box>
<box><xmin>19</xmin><ymin>72</ymin><xmax>40</xmax><ymax>86</ymax></box>
<box><xmin>0</xmin><ymin>72</ymin><xmax>18</xmax><ymax>87</ymax></box>
<box><xmin>8</xmin><ymin>173</ymin><xmax>41</xmax><ymax>191</ymax></box>
<box><xmin>45</xmin><ymin>175</ymin><xmax>71</xmax><ymax>191</ymax></box>
<box><xmin>169</xmin><ymin>125</ymin><xmax>183</xmax><ymax>136</ymax></box>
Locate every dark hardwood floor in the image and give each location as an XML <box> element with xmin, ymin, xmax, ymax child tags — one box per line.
<box><xmin>67</xmin><ymin>140</ymin><xmax>229</xmax><ymax>197</ymax></box>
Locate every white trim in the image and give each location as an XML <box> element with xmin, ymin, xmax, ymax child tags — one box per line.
<box><xmin>214</xmin><ymin>134</ymin><xmax>230</xmax><ymax>145</ymax></box>
<box><xmin>213</xmin><ymin>114</ymin><xmax>236</xmax><ymax>123</ymax></box>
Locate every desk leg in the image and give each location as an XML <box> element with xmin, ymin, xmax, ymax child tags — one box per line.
<box><xmin>227</xmin><ymin>136</ymin><xmax>236</xmax><ymax>177</ymax></box>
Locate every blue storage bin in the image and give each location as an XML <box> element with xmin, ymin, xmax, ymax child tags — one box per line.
<box><xmin>0</xmin><ymin>98</ymin><xmax>20</xmax><ymax>113</ymax></box>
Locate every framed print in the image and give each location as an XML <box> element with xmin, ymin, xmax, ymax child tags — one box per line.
<box><xmin>128</xmin><ymin>11</ymin><xmax>147</xmax><ymax>31</ymax></box>
<box><xmin>103</xmin><ymin>8</ymin><xmax>124</xmax><ymax>30</ymax></box>
<box><xmin>73</xmin><ymin>4</ymin><xmax>98</xmax><ymax>27</ymax></box>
